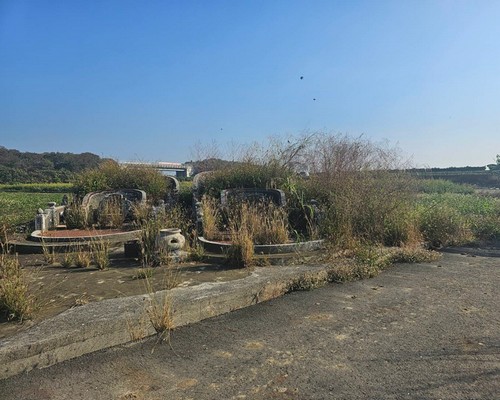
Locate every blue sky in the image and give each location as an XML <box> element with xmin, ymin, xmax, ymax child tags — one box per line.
<box><xmin>1</xmin><ymin>0</ymin><xmax>499</xmax><ymax>167</ymax></box>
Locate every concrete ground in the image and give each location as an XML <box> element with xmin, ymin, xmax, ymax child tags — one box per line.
<box><xmin>1</xmin><ymin>251</ymin><xmax>498</xmax><ymax>399</ymax></box>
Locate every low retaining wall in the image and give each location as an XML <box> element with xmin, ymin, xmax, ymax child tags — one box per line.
<box><xmin>198</xmin><ymin>237</ymin><xmax>324</xmax><ymax>255</ymax></box>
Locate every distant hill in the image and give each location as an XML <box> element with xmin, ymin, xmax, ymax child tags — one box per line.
<box><xmin>0</xmin><ymin>147</ymin><xmax>107</xmax><ymax>184</ymax></box>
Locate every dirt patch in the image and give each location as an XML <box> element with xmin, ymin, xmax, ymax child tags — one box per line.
<box><xmin>38</xmin><ymin>229</ymin><xmax>126</xmax><ymax>238</ymax></box>
<box><xmin>0</xmin><ymin>249</ymin><xmax>250</xmax><ymax>340</ymax></box>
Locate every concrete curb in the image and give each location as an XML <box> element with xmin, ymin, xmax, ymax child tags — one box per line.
<box><xmin>0</xmin><ymin>263</ymin><xmax>331</xmax><ymax>380</ymax></box>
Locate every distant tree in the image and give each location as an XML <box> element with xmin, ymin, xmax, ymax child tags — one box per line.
<box><xmin>0</xmin><ymin>147</ymin><xmax>106</xmax><ymax>184</ymax></box>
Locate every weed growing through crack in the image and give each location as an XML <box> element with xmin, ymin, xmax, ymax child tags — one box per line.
<box><xmin>143</xmin><ymin>271</ymin><xmax>177</xmax><ymax>342</ymax></box>
<box><xmin>74</xmin><ymin>245</ymin><xmax>92</xmax><ymax>268</ymax></box>
<box><xmin>133</xmin><ymin>268</ymin><xmax>154</xmax><ymax>280</ymax></box>
<box><xmin>324</xmin><ymin>244</ymin><xmax>441</xmax><ymax>283</ymax></box>
<box><xmin>41</xmin><ymin>240</ymin><xmax>57</xmax><ymax>265</ymax></box>
<box><xmin>146</xmin><ymin>292</ymin><xmax>174</xmax><ymax>341</ymax></box>
<box><xmin>60</xmin><ymin>252</ymin><xmax>74</xmax><ymax>268</ymax></box>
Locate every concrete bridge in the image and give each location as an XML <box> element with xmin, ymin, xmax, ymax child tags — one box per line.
<box><xmin>120</xmin><ymin>161</ymin><xmax>193</xmax><ymax>178</ymax></box>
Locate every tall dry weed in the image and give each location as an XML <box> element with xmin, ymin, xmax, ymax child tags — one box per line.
<box><xmin>200</xmin><ymin>195</ymin><xmax>221</xmax><ymax>240</ymax></box>
<box><xmin>0</xmin><ymin>252</ymin><xmax>36</xmax><ymax>321</ymax></box>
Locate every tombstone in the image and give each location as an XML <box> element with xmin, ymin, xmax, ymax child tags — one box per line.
<box><xmin>97</xmin><ymin>193</ymin><xmax>124</xmax><ymax>227</ymax></box>
<box><xmin>35</xmin><ymin>208</ymin><xmax>47</xmax><ymax>231</ymax></box>
<box><xmin>164</xmin><ymin>176</ymin><xmax>180</xmax><ymax>205</ymax></box>
<box><xmin>82</xmin><ymin>189</ymin><xmax>147</xmax><ymax>226</ymax></box>
<box><xmin>81</xmin><ymin>192</ymin><xmax>106</xmax><ymax>225</ymax></box>
<box><xmin>220</xmin><ymin>188</ymin><xmax>286</xmax><ymax>207</ymax></box>
<box><xmin>164</xmin><ymin>176</ymin><xmax>180</xmax><ymax>195</ymax></box>
<box><xmin>116</xmin><ymin>189</ymin><xmax>147</xmax><ymax>221</ymax></box>
<box><xmin>116</xmin><ymin>189</ymin><xmax>147</xmax><ymax>204</ymax></box>
<box><xmin>192</xmin><ymin>171</ymin><xmax>214</xmax><ymax>203</ymax></box>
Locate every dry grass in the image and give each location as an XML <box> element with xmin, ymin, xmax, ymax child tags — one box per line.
<box><xmin>126</xmin><ymin>314</ymin><xmax>149</xmax><ymax>342</ymax></box>
<box><xmin>64</xmin><ymin>203</ymin><xmax>90</xmax><ymax>229</ymax></box>
<box><xmin>228</xmin><ymin>201</ymin><xmax>289</xmax><ymax>245</ymax></box>
<box><xmin>200</xmin><ymin>195</ymin><xmax>221</xmax><ymax>240</ymax></box>
<box><xmin>74</xmin><ymin>245</ymin><xmax>92</xmax><ymax>268</ymax></box>
<box><xmin>324</xmin><ymin>243</ymin><xmax>441</xmax><ymax>283</ymax></box>
<box><xmin>227</xmin><ymin>223</ymin><xmax>255</xmax><ymax>268</ymax></box>
<box><xmin>0</xmin><ymin>251</ymin><xmax>36</xmax><ymax>321</ymax></box>
<box><xmin>138</xmin><ymin>218</ymin><xmax>161</xmax><ymax>268</ymax></box>
<box><xmin>143</xmin><ymin>272</ymin><xmax>176</xmax><ymax>341</ymax></box>
<box><xmin>91</xmin><ymin>238</ymin><xmax>110</xmax><ymax>270</ymax></box>
<box><xmin>41</xmin><ymin>240</ymin><xmax>57</xmax><ymax>265</ymax></box>
<box><xmin>97</xmin><ymin>197</ymin><xmax>125</xmax><ymax>228</ymax></box>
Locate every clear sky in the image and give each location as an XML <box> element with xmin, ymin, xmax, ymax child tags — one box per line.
<box><xmin>1</xmin><ymin>0</ymin><xmax>499</xmax><ymax>168</ymax></box>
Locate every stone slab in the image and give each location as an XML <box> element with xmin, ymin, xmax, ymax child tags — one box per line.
<box><xmin>0</xmin><ymin>263</ymin><xmax>332</xmax><ymax>380</ymax></box>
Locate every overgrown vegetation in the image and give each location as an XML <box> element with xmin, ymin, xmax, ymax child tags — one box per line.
<box><xmin>416</xmin><ymin>193</ymin><xmax>500</xmax><ymax>247</ymax></box>
<box><xmin>197</xmin><ymin>133</ymin><xmax>419</xmax><ymax>249</ymax></box>
<box><xmin>0</xmin><ymin>134</ymin><xmax>497</xmax><ymax>333</ymax></box>
<box><xmin>134</xmin><ymin>202</ymin><xmax>194</xmax><ymax>268</ymax></box>
<box><xmin>195</xmin><ymin>133</ymin><xmax>500</xmax><ymax>252</ymax></box>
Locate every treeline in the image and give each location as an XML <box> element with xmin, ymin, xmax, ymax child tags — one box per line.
<box><xmin>0</xmin><ymin>147</ymin><xmax>106</xmax><ymax>184</ymax></box>
<box><xmin>408</xmin><ymin>166</ymin><xmax>486</xmax><ymax>173</ymax></box>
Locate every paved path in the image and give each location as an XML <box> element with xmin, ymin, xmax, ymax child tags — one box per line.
<box><xmin>1</xmin><ymin>252</ymin><xmax>499</xmax><ymax>399</ymax></box>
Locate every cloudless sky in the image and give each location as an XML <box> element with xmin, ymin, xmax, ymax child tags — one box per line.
<box><xmin>1</xmin><ymin>0</ymin><xmax>499</xmax><ymax>167</ymax></box>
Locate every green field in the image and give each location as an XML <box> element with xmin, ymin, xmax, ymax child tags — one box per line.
<box><xmin>0</xmin><ymin>183</ymin><xmax>73</xmax><ymax>193</ymax></box>
<box><xmin>0</xmin><ymin>192</ymin><xmax>70</xmax><ymax>226</ymax></box>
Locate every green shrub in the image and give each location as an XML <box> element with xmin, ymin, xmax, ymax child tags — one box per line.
<box><xmin>73</xmin><ymin>161</ymin><xmax>168</xmax><ymax>202</ymax></box>
<box><xmin>310</xmin><ymin>171</ymin><xmax>418</xmax><ymax>248</ymax></box>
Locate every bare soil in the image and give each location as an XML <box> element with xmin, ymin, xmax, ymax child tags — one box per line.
<box><xmin>38</xmin><ymin>229</ymin><xmax>126</xmax><ymax>238</ymax></box>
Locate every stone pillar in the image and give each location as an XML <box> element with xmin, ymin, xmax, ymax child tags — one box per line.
<box><xmin>45</xmin><ymin>202</ymin><xmax>59</xmax><ymax>230</ymax></box>
<box><xmin>35</xmin><ymin>209</ymin><xmax>47</xmax><ymax>232</ymax></box>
